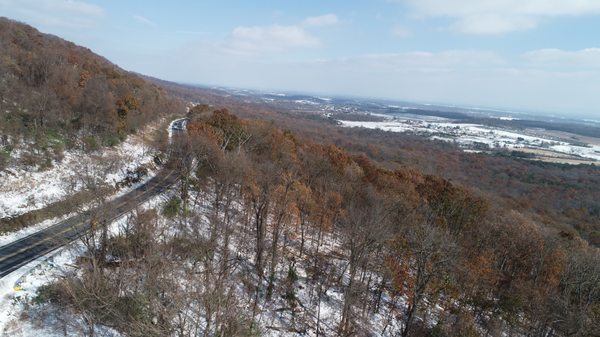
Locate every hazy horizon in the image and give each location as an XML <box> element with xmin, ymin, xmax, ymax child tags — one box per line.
<box><xmin>2</xmin><ymin>0</ymin><xmax>600</xmax><ymax>119</ymax></box>
<box><xmin>182</xmin><ymin>81</ymin><xmax>599</xmax><ymax>121</ymax></box>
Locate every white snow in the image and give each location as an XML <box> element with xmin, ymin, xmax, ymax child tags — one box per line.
<box><xmin>0</xmin><ymin>133</ymin><xmax>156</xmax><ymax>220</ymax></box>
<box><xmin>0</xmin><ymin>119</ymin><xmax>181</xmax><ymax>335</ymax></box>
<box><xmin>550</xmin><ymin>143</ymin><xmax>600</xmax><ymax>160</ymax></box>
<box><xmin>338</xmin><ymin>118</ymin><xmax>600</xmax><ymax>162</ymax></box>
<box><xmin>294</xmin><ymin>100</ymin><xmax>320</xmax><ymax>105</ymax></box>
<box><xmin>0</xmin><ymin>241</ymin><xmax>90</xmax><ymax>335</ymax></box>
<box><xmin>0</xmin><ymin>195</ymin><xmax>165</xmax><ymax>336</ymax></box>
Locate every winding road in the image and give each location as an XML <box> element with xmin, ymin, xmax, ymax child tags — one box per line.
<box><xmin>0</xmin><ymin>118</ymin><xmax>187</xmax><ymax>278</ymax></box>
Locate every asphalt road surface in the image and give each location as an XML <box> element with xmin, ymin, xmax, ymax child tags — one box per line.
<box><xmin>0</xmin><ymin>119</ymin><xmax>187</xmax><ymax>278</ymax></box>
<box><xmin>0</xmin><ymin>164</ymin><xmax>179</xmax><ymax>278</ymax></box>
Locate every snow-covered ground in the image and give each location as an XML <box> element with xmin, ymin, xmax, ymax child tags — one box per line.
<box><xmin>0</xmin><ymin>195</ymin><xmax>165</xmax><ymax>336</ymax></box>
<box><xmin>0</xmin><ymin>166</ymin><xmax>161</xmax><ymax>249</ymax></box>
<box><xmin>1</xmin><ymin>184</ymin><xmax>415</xmax><ymax>337</ymax></box>
<box><xmin>0</xmin><ymin>115</ymin><xmax>437</xmax><ymax>336</ymax></box>
<box><xmin>0</xmin><ymin>132</ymin><xmax>156</xmax><ymax>220</ymax></box>
<box><xmin>0</xmin><ymin>242</ymin><xmax>104</xmax><ymax>337</ymax></box>
<box><xmin>0</xmin><ymin>119</ymin><xmax>179</xmax><ymax>336</ymax></box>
<box><xmin>339</xmin><ymin>117</ymin><xmax>600</xmax><ymax>162</ymax></box>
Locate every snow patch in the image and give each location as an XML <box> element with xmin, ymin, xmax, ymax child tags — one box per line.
<box><xmin>0</xmin><ymin>195</ymin><xmax>165</xmax><ymax>336</ymax></box>
<box><xmin>338</xmin><ymin>119</ymin><xmax>600</xmax><ymax>162</ymax></box>
<box><xmin>0</xmin><ymin>134</ymin><xmax>156</xmax><ymax>220</ymax></box>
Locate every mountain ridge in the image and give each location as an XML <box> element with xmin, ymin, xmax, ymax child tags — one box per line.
<box><xmin>0</xmin><ymin>17</ymin><xmax>183</xmax><ymax>170</ymax></box>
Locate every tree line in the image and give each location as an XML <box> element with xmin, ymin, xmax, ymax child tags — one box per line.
<box><xmin>144</xmin><ymin>81</ymin><xmax>600</xmax><ymax>248</ymax></box>
<box><xmin>37</xmin><ymin>106</ymin><xmax>600</xmax><ymax>336</ymax></box>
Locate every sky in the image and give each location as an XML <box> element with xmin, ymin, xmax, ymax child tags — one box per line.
<box><xmin>1</xmin><ymin>0</ymin><xmax>600</xmax><ymax>118</ymax></box>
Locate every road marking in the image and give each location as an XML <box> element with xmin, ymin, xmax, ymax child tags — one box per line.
<box><xmin>0</xmin><ymin>169</ymin><xmax>175</xmax><ymax>254</ymax></box>
<box><xmin>0</xmin><ymin>222</ymin><xmax>81</xmax><ymax>262</ymax></box>
<box><xmin>0</xmin><ymin>169</ymin><xmax>176</xmax><ymax>265</ymax></box>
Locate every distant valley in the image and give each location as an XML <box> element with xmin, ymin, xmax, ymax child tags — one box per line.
<box><xmin>213</xmin><ymin>88</ymin><xmax>600</xmax><ymax>165</ymax></box>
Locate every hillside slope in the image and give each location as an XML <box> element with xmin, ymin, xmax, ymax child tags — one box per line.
<box><xmin>0</xmin><ymin>17</ymin><xmax>183</xmax><ymax>170</ymax></box>
<box><xmin>2</xmin><ymin>106</ymin><xmax>595</xmax><ymax>337</ymax></box>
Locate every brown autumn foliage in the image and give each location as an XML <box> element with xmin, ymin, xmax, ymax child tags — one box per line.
<box><xmin>184</xmin><ymin>107</ymin><xmax>600</xmax><ymax>336</ymax></box>
<box><xmin>154</xmin><ymin>81</ymin><xmax>600</xmax><ymax>250</ymax></box>
<box><xmin>36</xmin><ymin>106</ymin><xmax>600</xmax><ymax>336</ymax></box>
<box><xmin>3</xmin><ymin>16</ymin><xmax>597</xmax><ymax>335</ymax></box>
<box><xmin>0</xmin><ymin>17</ymin><xmax>183</xmax><ymax>169</ymax></box>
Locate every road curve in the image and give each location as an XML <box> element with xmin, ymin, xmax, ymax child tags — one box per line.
<box><xmin>0</xmin><ymin>119</ymin><xmax>187</xmax><ymax>278</ymax></box>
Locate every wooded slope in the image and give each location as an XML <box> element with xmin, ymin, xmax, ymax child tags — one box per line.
<box><xmin>0</xmin><ymin>17</ymin><xmax>183</xmax><ymax>169</ymax></box>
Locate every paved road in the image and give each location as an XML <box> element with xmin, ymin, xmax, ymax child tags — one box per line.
<box><xmin>0</xmin><ymin>119</ymin><xmax>187</xmax><ymax>278</ymax></box>
<box><xmin>0</xmin><ymin>164</ymin><xmax>179</xmax><ymax>278</ymax></box>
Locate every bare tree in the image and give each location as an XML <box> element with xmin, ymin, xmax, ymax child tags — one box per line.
<box><xmin>387</xmin><ymin>221</ymin><xmax>457</xmax><ymax>337</ymax></box>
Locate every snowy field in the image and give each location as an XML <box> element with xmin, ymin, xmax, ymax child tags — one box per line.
<box><xmin>0</xmin><ymin>132</ymin><xmax>157</xmax><ymax>220</ymax></box>
<box><xmin>339</xmin><ymin>116</ymin><xmax>600</xmax><ymax>163</ymax></box>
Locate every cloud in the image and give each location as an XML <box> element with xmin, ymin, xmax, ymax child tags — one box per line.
<box><xmin>0</xmin><ymin>0</ymin><xmax>104</xmax><ymax>28</ymax></box>
<box><xmin>302</xmin><ymin>14</ymin><xmax>339</xmax><ymax>27</ymax></box>
<box><xmin>224</xmin><ymin>14</ymin><xmax>338</xmax><ymax>56</ymax></box>
<box><xmin>357</xmin><ymin>50</ymin><xmax>505</xmax><ymax>70</ymax></box>
<box><xmin>523</xmin><ymin>48</ymin><xmax>600</xmax><ymax>69</ymax></box>
<box><xmin>401</xmin><ymin>0</ymin><xmax>600</xmax><ymax>34</ymax></box>
<box><xmin>133</xmin><ymin>15</ymin><xmax>155</xmax><ymax>27</ymax></box>
<box><xmin>143</xmin><ymin>46</ymin><xmax>600</xmax><ymax>117</ymax></box>
<box><xmin>451</xmin><ymin>14</ymin><xmax>537</xmax><ymax>34</ymax></box>
<box><xmin>391</xmin><ymin>26</ymin><xmax>412</xmax><ymax>38</ymax></box>
<box><xmin>227</xmin><ymin>25</ymin><xmax>320</xmax><ymax>55</ymax></box>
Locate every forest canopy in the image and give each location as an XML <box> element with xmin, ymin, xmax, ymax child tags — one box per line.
<box><xmin>0</xmin><ymin>17</ymin><xmax>183</xmax><ymax>169</ymax></box>
<box><xmin>39</xmin><ymin>106</ymin><xmax>600</xmax><ymax>336</ymax></box>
